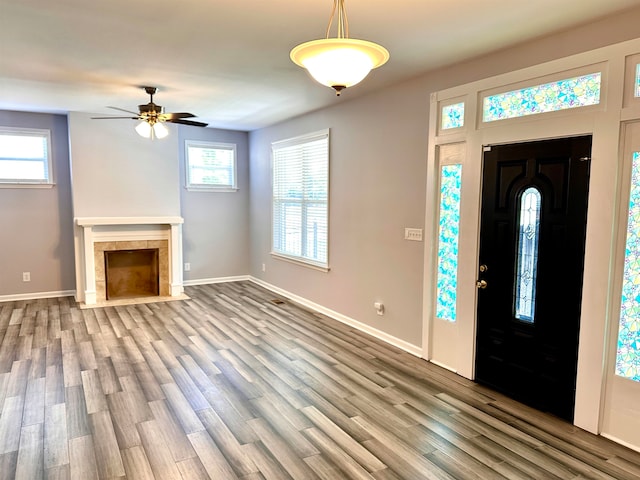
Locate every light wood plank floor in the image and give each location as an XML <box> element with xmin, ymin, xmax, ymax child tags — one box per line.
<box><xmin>1</xmin><ymin>281</ymin><xmax>639</xmax><ymax>479</ymax></box>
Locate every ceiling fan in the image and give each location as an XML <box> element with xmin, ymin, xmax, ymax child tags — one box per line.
<box><xmin>92</xmin><ymin>86</ymin><xmax>208</xmax><ymax>138</ymax></box>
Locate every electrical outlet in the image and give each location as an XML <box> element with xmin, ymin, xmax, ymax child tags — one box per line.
<box><xmin>22</xmin><ymin>272</ymin><xmax>31</xmax><ymax>282</ymax></box>
<box><xmin>404</xmin><ymin>228</ymin><xmax>423</xmax><ymax>241</ymax></box>
<box><xmin>262</xmin><ymin>263</ymin><xmax>266</xmax><ymax>272</ymax></box>
<box><xmin>184</xmin><ymin>263</ymin><xmax>191</xmax><ymax>271</ymax></box>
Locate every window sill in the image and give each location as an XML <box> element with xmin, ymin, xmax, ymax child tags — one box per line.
<box><xmin>271</xmin><ymin>252</ymin><xmax>330</xmax><ymax>272</ymax></box>
<box><xmin>0</xmin><ymin>182</ymin><xmax>55</xmax><ymax>189</ymax></box>
<box><xmin>185</xmin><ymin>186</ymin><xmax>238</xmax><ymax>193</ymax></box>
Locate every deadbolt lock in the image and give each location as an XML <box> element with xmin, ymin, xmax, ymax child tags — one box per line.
<box><xmin>476</xmin><ymin>279</ymin><xmax>488</xmax><ymax>289</ymax></box>
<box><xmin>479</xmin><ymin>264</ymin><xmax>488</xmax><ymax>273</ymax></box>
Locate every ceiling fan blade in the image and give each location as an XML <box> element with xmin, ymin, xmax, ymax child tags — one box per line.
<box><xmin>161</xmin><ymin>112</ymin><xmax>195</xmax><ymax>120</ymax></box>
<box><xmin>108</xmin><ymin>106</ymin><xmax>141</xmax><ymax>115</ymax></box>
<box><xmin>91</xmin><ymin>116</ymin><xmax>140</xmax><ymax>120</ymax></box>
<box><xmin>167</xmin><ymin>119</ymin><xmax>208</xmax><ymax>127</ymax></box>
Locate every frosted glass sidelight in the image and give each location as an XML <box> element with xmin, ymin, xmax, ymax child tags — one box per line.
<box><xmin>636</xmin><ymin>64</ymin><xmax>640</xmax><ymax>98</ymax></box>
<box><xmin>514</xmin><ymin>187</ymin><xmax>541</xmax><ymax>323</ymax></box>
<box><xmin>483</xmin><ymin>73</ymin><xmax>601</xmax><ymax>123</ymax></box>
<box><xmin>436</xmin><ymin>164</ymin><xmax>462</xmax><ymax>322</ymax></box>
<box><xmin>441</xmin><ymin>103</ymin><xmax>465</xmax><ymax>130</ymax></box>
<box><xmin>616</xmin><ymin>152</ymin><xmax>640</xmax><ymax>382</ymax></box>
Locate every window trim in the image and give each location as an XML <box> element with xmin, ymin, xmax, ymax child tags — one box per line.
<box><xmin>184</xmin><ymin>140</ymin><xmax>238</xmax><ymax>192</ymax></box>
<box><xmin>271</xmin><ymin>129</ymin><xmax>330</xmax><ymax>270</ymax></box>
<box><xmin>0</xmin><ymin>126</ymin><xmax>53</xmax><ymax>187</ymax></box>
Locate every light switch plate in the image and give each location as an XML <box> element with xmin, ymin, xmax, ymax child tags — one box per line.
<box><xmin>404</xmin><ymin>228</ymin><xmax>423</xmax><ymax>241</ymax></box>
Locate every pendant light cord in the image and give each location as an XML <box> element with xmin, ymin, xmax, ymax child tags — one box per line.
<box><xmin>325</xmin><ymin>0</ymin><xmax>349</xmax><ymax>39</ymax></box>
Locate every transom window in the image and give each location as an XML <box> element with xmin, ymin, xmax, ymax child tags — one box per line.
<box><xmin>0</xmin><ymin>127</ymin><xmax>52</xmax><ymax>184</ymax></box>
<box><xmin>185</xmin><ymin>141</ymin><xmax>237</xmax><ymax>191</ymax></box>
<box><xmin>483</xmin><ymin>72</ymin><xmax>601</xmax><ymax>123</ymax></box>
<box><xmin>514</xmin><ymin>187</ymin><xmax>542</xmax><ymax>323</ymax></box>
<box><xmin>441</xmin><ymin>102</ymin><xmax>465</xmax><ymax>130</ymax></box>
<box><xmin>272</xmin><ymin>130</ymin><xmax>329</xmax><ymax>269</ymax></box>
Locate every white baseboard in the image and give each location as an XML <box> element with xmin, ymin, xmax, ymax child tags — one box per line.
<box><xmin>249</xmin><ymin>276</ymin><xmax>423</xmax><ymax>358</ymax></box>
<box><xmin>0</xmin><ymin>290</ymin><xmax>76</xmax><ymax>303</ymax></box>
<box><xmin>183</xmin><ymin>275</ymin><xmax>250</xmax><ymax>287</ymax></box>
<box><xmin>601</xmin><ymin>433</ymin><xmax>640</xmax><ymax>453</ymax></box>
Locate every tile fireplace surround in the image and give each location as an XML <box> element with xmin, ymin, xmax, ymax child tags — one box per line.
<box><xmin>75</xmin><ymin>217</ymin><xmax>184</xmax><ymax>306</ymax></box>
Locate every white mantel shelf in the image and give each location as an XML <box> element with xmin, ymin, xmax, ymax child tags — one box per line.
<box><xmin>76</xmin><ymin>216</ymin><xmax>184</xmax><ymax>226</ymax></box>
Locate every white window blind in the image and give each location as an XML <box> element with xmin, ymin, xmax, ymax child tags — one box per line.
<box><xmin>272</xmin><ymin>130</ymin><xmax>329</xmax><ymax>268</ymax></box>
<box><xmin>185</xmin><ymin>141</ymin><xmax>237</xmax><ymax>190</ymax></box>
<box><xmin>0</xmin><ymin>127</ymin><xmax>52</xmax><ymax>184</ymax></box>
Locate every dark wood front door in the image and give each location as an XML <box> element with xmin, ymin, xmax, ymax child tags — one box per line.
<box><xmin>475</xmin><ymin>136</ymin><xmax>591</xmax><ymax>421</ymax></box>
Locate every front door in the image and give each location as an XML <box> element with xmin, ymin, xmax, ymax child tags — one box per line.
<box><xmin>475</xmin><ymin>136</ymin><xmax>591</xmax><ymax>421</ymax></box>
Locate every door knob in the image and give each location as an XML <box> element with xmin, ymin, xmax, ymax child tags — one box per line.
<box><xmin>476</xmin><ymin>279</ymin><xmax>487</xmax><ymax>289</ymax></box>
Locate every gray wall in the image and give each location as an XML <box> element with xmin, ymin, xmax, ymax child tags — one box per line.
<box><xmin>248</xmin><ymin>6</ymin><xmax>640</xmax><ymax>347</ymax></box>
<box><xmin>179</xmin><ymin>127</ymin><xmax>250</xmax><ymax>281</ymax></box>
<box><xmin>0</xmin><ymin>111</ymin><xmax>75</xmax><ymax>296</ymax></box>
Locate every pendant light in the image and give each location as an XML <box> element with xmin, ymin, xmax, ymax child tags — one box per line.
<box><xmin>290</xmin><ymin>0</ymin><xmax>389</xmax><ymax>96</ymax></box>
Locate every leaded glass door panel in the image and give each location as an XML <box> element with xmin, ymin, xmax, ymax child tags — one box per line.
<box><xmin>475</xmin><ymin>136</ymin><xmax>591</xmax><ymax>421</ymax></box>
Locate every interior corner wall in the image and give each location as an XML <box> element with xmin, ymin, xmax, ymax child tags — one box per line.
<box><xmin>0</xmin><ymin>110</ymin><xmax>75</xmax><ymax>296</ymax></box>
<box><xmin>178</xmin><ymin>127</ymin><xmax>250</xmax><ymax>282</ymax></box>
<box><xmin>248</xmin><ymin>5</ymin><xmax>640</xmax><ymax>349</ymax></box>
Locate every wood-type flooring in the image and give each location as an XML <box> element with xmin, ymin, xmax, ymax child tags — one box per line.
<box><xmin>0</xmin><ymin>281</ymin><xmax>639</xmax><ymax>479</ymax></box>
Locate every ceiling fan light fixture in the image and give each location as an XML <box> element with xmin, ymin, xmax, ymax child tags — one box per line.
<box><xmin>135</xmin><ymin>120</ymin><xmax>152</xmax><ymax>138</ymax></box>
<box><xmin>290</xmin><ymin>0</ymin><xmax>389</xmax><ymax>95</ymax></box>
<box><xmin>153</xmin><ymin>121</ymin><xmax>169</xmax><ymax>139</ymax></box>
<box><xmin>135</xmin><ymin>120</ymin><xmax>169</xmax><ymax>139</ymax></box>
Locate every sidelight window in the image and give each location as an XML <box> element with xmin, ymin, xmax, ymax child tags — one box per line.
<box><xmin>514</xmin><ymin>187</ymin><xmax>541</xmax><ymax>323</ymax></box>
<box><xmin>436</xmin><ymin>164</ymin><xmax>462</xmax><ymax>322</ymax></box>
<box><xmin>616</xmin><ymin>151</ymin><xmax>640</xmax><ymax>382</ymax></box>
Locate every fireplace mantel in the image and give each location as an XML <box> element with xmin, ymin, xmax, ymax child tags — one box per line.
<box><xmin>74</xmin><ymin>216</ymin><xmax>184</xmax><ymax>305</ymax></box>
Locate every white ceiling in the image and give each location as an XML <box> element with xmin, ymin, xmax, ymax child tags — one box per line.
<box><xmin>0</xmin><ymin>0</ymin><xmax>638</xmax><ymax>131</ymax></box>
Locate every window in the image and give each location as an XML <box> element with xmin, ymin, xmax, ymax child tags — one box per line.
<box><xmin>185</xmin><ymin>141</ymin><xmax>237</xmax><ymax>191</ymax></box>
<box><xmin>435</xmin><ymin>164</ymin><xmax>462</xmax><ymax>321</ymax></box>
<box><xmin>514</xmin><ymin>187</ymin><xmax>541</xmax><ymax>323</ymax></box>
<box><xmin>441</xmin><ymin>102</ymin><xmax>465</xmax><ymax>130</ymax></box>
<box><xmin>0</xmin><ymin>127</ymin><xmax>52</xmax><ymax>185</ymax></box>
<box><xmin>616</xmin><ymin>151</ymin><xmax>640</xmax><ymax>382</ymax></box>
<box><xmin>483</xmin><ymin>72</ymin><xmax>601</xmax><ymax>123</ymax></box>
<box><xmin>272</xmin><ymin>130</ymin><xmax>329</xmax><ymax>269</ymax></box>
<box><xmin>636</xmin><ymin>64</ymin><xmax>640</xmax><ymax>98</ymax></box>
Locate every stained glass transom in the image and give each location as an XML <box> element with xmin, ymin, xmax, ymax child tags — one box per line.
<box><xmin>436</xmin><ymin>164</ymin><xmax>462</xmax><ymax>322</ymax></box>
<box><xmin>635</xmin><ymin>64</ymin><xmax>640</xmax><ymax>98</ymax></box>
<box><xmin>441</xmin><ymin>103</ymin><xmax>465</xmax><ymax>130</ymax></box>
<box><xmin>483</xmin><ymin>73</ymin><xmax>601</xmax><ymax>123</ymax></box>
<box><xmin>616</xmin><ymin>151</ymin><xmax>640</xmax><ymax>382</ymax></box>
<box><xmin>514</xmin><ymin>187</ymin><xmax>541</xmax><ymax>323</ymax></box>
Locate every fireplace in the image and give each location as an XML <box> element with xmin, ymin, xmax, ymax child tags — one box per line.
<box><xmin>75</xmin><ymin>216</ymin><xmax>185</xmax><ymax>306</ymax></box>
<box><xmin>105</xmin><ymin>248</ymin><xmax>160</xmax><ymax>300</ymax></box>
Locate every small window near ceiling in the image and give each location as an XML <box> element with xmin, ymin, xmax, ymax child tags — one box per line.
<box><xmin>436</xmin><ymin>164</ymin><xmax>462</xmax><ymax>322</ymax></box>
<box><xmin>616</xmin><ymin>151</ymin><xmax>640</xmax><ymax>382</ymax></box>
<box><xmin>272</xmin><ymin>130</ymin><xmax>329</xmax><ymax>269</ymax></box>
<box><xmin>441</xmin><ymin>102</ymin><xmax>465</xmax><ymax>130</ymax></box>
<box><xmin>483</xmin><ymin>72</ymin><xmax>601</xmax><ymax>123</ymax></box>
<box><xmin>0</xmin><ymin>127</ymin><xmax>52</xmax><ymax>185</ymax></box>
<box><xmin>185</xmin><ymin>141</ymin><xmax>237</xmax><ymax>191</ymax></box>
